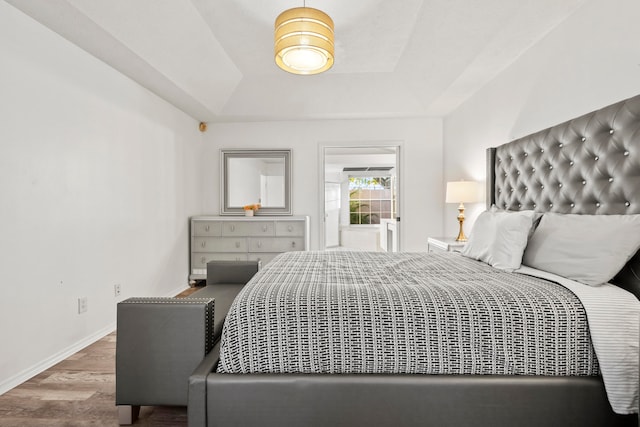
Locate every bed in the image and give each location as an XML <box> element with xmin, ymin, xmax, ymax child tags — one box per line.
<box><xmin>189</xmin><ymin>95</ymin><xmax>640</xmax><ymax>427</ymax></box>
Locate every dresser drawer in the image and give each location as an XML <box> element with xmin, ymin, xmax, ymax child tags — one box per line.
<box><xmin>221</xmin><ymin>221</ymin><xmax>275</xmax><ymax>236</ymax></box>
<box><xmin>193</xmin><ymin>221</ymin><xmax>222</xmax><ymax>236</ymax></box>
<box><xmin>192</xmin><ymin>237</ymin><xmax>247</xmax><ymax>252</ymax></box>
<box><xmin>275</xmin><ymin>221</ymin><xmax>305</xmax><ymax>237</ymax></box>
<box><xmin>249</xmin><ymin>237</ymin><xmax>304</xmax><ymax>252</ymax></box>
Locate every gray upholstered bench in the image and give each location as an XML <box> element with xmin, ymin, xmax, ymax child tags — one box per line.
<box><xmin>115</xmin><ymin>260</ymin><xmax>259</xmax><ymax>425</ymax></box>
<box><xmin>205</xmin><ymin>260</ymin><xmax>261</xmax><ymax>287</ymax></box>
<box><xmin>116</xmin><ymin>297</ymin><xmax>215</xmax><ymax>424</ymax></box>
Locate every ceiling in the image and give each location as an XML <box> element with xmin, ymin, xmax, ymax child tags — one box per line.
<box><xmin>6</xmin><ymin>0</ymin><xmax>586</xmax><ymax>123</ymax></box>
<box><xmin>325</xmin><ymin>147</ymin><xmax>397</xmax><ymax>176</ymax></box>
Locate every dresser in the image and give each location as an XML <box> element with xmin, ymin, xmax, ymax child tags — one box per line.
<box><xmin>190</xmin><ymin>216</ymin><xmax>309</xmax><ymax>281</ymax></box>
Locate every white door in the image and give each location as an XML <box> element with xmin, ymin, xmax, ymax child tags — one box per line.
<box><xmin>324</xmin><ymin>183</ymin><xmax>340</xmax><ymax>247</ymax></box>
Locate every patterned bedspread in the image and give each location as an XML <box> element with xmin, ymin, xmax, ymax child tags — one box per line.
<box><xmin>217</xmin><ymin>251</ymin><xmax>599</xmax><ymax>376</ymax></box>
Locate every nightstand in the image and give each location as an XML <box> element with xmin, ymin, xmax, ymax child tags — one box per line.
<box><xmin>427</xmin><ymin>237</ymin><xmax>466</xmax><ymax>253</ymax></box>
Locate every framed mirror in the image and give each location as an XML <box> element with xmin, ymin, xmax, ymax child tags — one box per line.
<box><xmin>221</xmin><ymin>149</ymin><xmax>292</xmax><ymax>215</ymax></box>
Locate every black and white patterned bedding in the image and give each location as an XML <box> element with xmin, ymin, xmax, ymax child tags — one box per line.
<box><xmin>217</xmin><ymin>251</ymin><xmax>599</xmax><ymax>376</ymax></box>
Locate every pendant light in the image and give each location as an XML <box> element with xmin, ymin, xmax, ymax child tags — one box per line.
<box><xmin>274</xmin><ymin>5</ymin><xmax>334</xmax><ymax>75</ymax></box>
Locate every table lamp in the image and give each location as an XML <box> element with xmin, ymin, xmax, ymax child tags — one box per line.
<box><xmin>445</xmin><ymin>181</ymin><xmax>481</xmax><ymax>242</ymax></box>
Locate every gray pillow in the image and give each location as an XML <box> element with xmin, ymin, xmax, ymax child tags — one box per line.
<box><xmin>522</xmin><ymin>213</ymin><xmax>640</xmax><ymax>286</ymax></box>
<box><xmin>461</xmin><ymin>209</ymin><xmax>536</xmax><ymax>271</ymax></box>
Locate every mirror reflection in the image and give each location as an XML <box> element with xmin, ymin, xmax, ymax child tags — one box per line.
<box><xmin>221</xmin><ymin>150</ymin><xmax>291</xmax><ymax>215</ymax></box>
<box><xmin>227</xmin><ymin>157</ymin><xmax>285</xmax><ymax>207</ymax></box>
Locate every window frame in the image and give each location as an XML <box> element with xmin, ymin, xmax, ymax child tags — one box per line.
<box><xmin>348</xmin><ymin>175</ymin><xmax>395</xmax><ymax>226</ymax></box>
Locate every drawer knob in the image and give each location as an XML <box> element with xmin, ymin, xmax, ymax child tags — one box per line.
<box><xmin>258</xmin><ymin>241</ymin><xmax>262</xmax><ymax>248</ymax></box>
<box><xmin>201</xmin><ymin>257</ymin><xmax>206</xmax><ymax>264</ymax></box>
<box><xmin>262</xmin><ymin>225</ymin><xmax>267</xmax><ymax>232</ymax></box>
<box><xmin>201</xmin><ymin>241</ymin><xmax>206</xmax><ymax>248</ymax></box>
<box><xmin>205</xmin><ymin>225</ymin><xmax>210</xmax><ymax>232</ymax></box>
<box><xmin>287</xmin><ymin>225</ymin><xmax>293</xmax><ymax>232</ymax></box>
<box><xmin>230</xmin><ymin>225</ymin><xmax>235</xmax><ymax>232</ymax></box>
<box><xmin>291</xmin><ymin>241</ymin><xmax>296</xmax><ymax>248</ymax></box>
<box><xmin>235</xmin><ymin>241</ymin><xmax>240</xmax><ymax>248</ymax></box>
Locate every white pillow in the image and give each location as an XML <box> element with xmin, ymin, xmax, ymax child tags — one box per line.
<box><xmin>522</xmin><ymin>213</ymin><xmax>640</xmax><ymax>286</ymax></box>
<box><xmin>461</xmin><ymin>210</ymin><xmax>537</xmax><ymax>271</ymax></box>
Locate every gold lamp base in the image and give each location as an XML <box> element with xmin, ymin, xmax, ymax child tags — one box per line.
<box><xmin>455</xmin><ymin>202</ymin><xmax>467</xmax><ymax>242</ymax></box>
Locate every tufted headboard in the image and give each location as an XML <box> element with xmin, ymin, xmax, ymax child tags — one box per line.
<box><xmin>486</xmin><ymin>94</ymin><xmax>640</xmax><ymax>299</ymax></box>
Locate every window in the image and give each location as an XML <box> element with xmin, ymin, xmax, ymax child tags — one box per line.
<box><xmin>349</xmin><ymin>176</ymin><xmax>395</xmax><ymax>225</ymax></box>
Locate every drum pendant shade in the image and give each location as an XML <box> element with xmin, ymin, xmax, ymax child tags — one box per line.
<box><xmin>275</xmin><ymin>7</ymin><xmax>334</xmax><ymax>75</ymax></box>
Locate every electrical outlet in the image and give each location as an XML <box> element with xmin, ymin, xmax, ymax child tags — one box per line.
<box><xmin>78</xmin><ymin>297</ymin><xmax>88</xmax><ymax>314</ymax></box>
<box><xmin>114</xmin><ymin>284</ymin><xmax>121</xmax><ymax>297</ymax></box>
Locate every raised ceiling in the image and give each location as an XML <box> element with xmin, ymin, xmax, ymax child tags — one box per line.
<box><xmin>6</xmin><ymin>0</ymin><xmax>586</xmax><ymax>123</ymax></box>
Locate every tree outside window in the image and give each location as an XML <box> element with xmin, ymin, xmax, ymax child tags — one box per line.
<box><xmin>349</xmin><ymin>176</ymin><xmax>394</xmax><ymax>225</ymax></box>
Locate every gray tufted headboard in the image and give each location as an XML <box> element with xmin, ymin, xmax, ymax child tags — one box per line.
<box><xmin>486</xmin><ymin>94</ymin><xmax>640</xmax><ymax>299</ymax></box>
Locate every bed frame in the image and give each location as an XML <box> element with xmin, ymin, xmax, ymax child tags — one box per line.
<box><xmin>188</xmin><ymin>95</ymin><xmax>640</xmax><ymax>427</ymax></box>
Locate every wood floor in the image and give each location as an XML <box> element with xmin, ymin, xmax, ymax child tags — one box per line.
<box><xmin>0</xmin><ymin>287</ymin><xmax>199</xmax><ymax>427</ymax></box>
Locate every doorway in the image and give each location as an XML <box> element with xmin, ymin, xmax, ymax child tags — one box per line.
<box><xmin>320</xmin><ymin>144</ymin><xmax>401</xmax><ymax>252</ymax></box>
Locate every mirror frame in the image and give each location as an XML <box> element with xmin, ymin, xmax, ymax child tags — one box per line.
<box><xmin>221</xmin><ymin>149</ymin><xmax>292</xmax><ymax>215</ymax></box>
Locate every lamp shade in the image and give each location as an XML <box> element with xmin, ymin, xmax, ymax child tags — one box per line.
<box><xmin>445</xmin><ymin>181</ymin><xmax>481</xmax><ymax>203</ymax></box>
<box><xmin>275</xmin><ymin>7</ymin><xmax>334</xmax><ymax>75</ymax></box>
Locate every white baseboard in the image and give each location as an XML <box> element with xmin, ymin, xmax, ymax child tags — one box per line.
<box><xmin>0</xmin><ymin>322</ymin><xmax>116</xmax><ymax>396</ymax></box>
<box><xmin>167</xmin><ymin>284</ymin><xmax>191</xmax><ymax>297</ymax></box>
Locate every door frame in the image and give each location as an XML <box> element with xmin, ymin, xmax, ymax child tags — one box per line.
<box><xmin>317</xmin><ymin>141</ymin><xmax>403</xmax><ymax>251</ymax></box>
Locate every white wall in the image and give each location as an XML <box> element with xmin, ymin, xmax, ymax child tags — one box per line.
<box><xmin>203</xmin><ymin>118</ymin><xmax>443</xmax><ymax>252</ymax></box>
<box><xmin>443</xmin><ymin>0</ymin><xmax>640</xmax><ymax>238</ymax></box>
<box><xmin>0</xmin><ymin>3</ymin><xmax>203</xmax><ymax>393</ymax></box>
